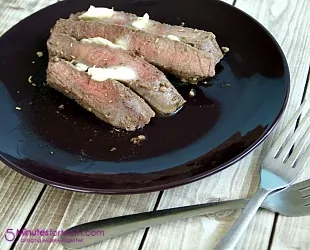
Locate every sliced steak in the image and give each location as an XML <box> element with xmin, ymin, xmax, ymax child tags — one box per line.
<box><xmin>51</xmin><ymin>19</ymin><xmax>216</xmax><ymax>82</ymax></box>
<box><xmin>47</xmin><ymin>33</ymin><xmax>185</xmax><ymax>115</ymax></box>
<box><xmin>47</xmin><ymin>59</ymin><xmax>155</xmax><ymax>131</ymax></box>
<box><xmin>72</xmin><ymin>8</ymin><xmax>223</xmax><ymax>63</ymax></box>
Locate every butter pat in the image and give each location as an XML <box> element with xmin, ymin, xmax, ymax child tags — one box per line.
<box><xmin>132</xmin><ymin>13</ymin><xmax>150</xmax><ymax>29</ymax></box>
<box><xmin>81</xmin><ymin>37</ymin><xmax>126</xmax><ymax>50</ymax></box>
<box><xmin>79</xmin><ymin>5</ymin><xmax>114</xmax><ymax>20</ymax></box>
<box><xmin>74</xmin><ymin>62</ymin><xmax>89</xmax><ymax>72</ymax></box>
<box><xmin>72</xmin><ymin>61</ymin><xmax>137</xmax><ymax>82</ymax></box>
<box><xmin>167</xmin><ymin>35</ymin><xmax>180</xmax><ymax>42</ymax></box>
<box><xmin>88</xmin><ymin>66</ymin><xmax>137</xmax><ymax>82</ymax></box>
<box><xmin>114</xmin><ymin>38</ymin><xmax>129</xmax><ymax>50</ymax></box>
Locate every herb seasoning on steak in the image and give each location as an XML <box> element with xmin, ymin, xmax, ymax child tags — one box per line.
<box><xmin>73</xmin><ymin>6</ymin><xmax>224</xmax><ymax>63</ymax></box>
<box><xmin>45</xmin><ymin>6</ymin><xmax>226</xmax><ymax>131</ymax></box>
<box><xmin>51</xmin><ymin>18</ymin><xmax>217</xmax><ymax>83</ymax></box>
<box><xmin>47</xmin><ymin>33</ymin><xmax>185</xmax><ymax>115</ymax></box>
<box><xmin>47</xmin><ymin>59</ymin><xmax>155</xmax><ymax>131</ymax></box>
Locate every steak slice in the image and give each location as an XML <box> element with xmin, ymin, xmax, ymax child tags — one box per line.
<box><xmin>51</xmin><ymin>19</ymin><xmax>216</xmax><ymax>83</ymax></box>
<box><xmin>47</xmin><ymin>33</ymin><xmax>186</xmax><ymax>115</ymax></box>
<box><xmin>72</xmin><ymin>7</ymin><xmax>223</xmax><ymax>63</ymax></box>
<box><xmin>47</xmin><ymin>59</ymin><xmax>155</xmax><ymax>131</ymax></box>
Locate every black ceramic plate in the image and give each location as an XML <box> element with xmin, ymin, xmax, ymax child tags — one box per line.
<box><xmin>0</xmin><ymin>0</ymin><xmax>289</xmax><ymax>194</ymax></box>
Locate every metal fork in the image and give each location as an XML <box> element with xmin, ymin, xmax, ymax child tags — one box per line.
<box><xmin>60</xmin><ymin>178</ymin><xmax>310</xmax><ymax>249</ymax></box>
<box><xmin>215</xmin><ymin>100</ymin><xmax>310</xmax><ymax>250</ymax></box>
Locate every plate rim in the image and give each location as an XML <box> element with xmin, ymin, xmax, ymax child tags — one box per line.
<box><xmin>0</xmin><ymin>0</ymin><xmax>290</xmax><ymax>194</ymax></box>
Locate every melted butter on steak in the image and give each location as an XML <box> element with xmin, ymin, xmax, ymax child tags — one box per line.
<box><xmin>88</xmin><ymin>66</ymin><xmax>137</xmax><ymax>82</ymax></box>
<box><xmin>132</xmin><ymin>13</ymin><xmax>150</xmax><ymax>30</ymax></box>
<box><xmin>72</xmin><ymin>62</ymin><xmax>137</xmax><ymax>82</ymax></box>
<box><xmin>166</xmin><ymin>35</ymin><xmax>181</xmax><ymax>42</ymax></box>
<box><xmin>114</xmin><ymin>38</ymin><xmax>129</xmax><ymax>50</ymax></box>
<box><xmin>78</xmin><ymin>5</ymin><xmax>114</xmax><ymax>20</ymax></box>
<box><xmin>74</xmin><ymin>62</ymin><xmax>89</xmax><ymax>72</ymax></box>
<box><xmin>81</xmin><ymin>37</ymin><xmax>127</xmax><ymax>50</ymax></box>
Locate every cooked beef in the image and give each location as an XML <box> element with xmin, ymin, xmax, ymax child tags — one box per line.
<box><xmin>47</xmin><ymin>33</ymin><xmax>186</xmax><ymax>115</ymax></box>
<box><xmin>47</xmin><ymin>59</ymin><xmax>155</xmax><ymax>131</ymax></box>
<box><xmin>71</xmin><ymin>10</ymin><xmax>223</xmax><ymax>63</ymax></box>
<box><xmin>51</xmin><ymin>19</ymin><xmax>216</xmax><ymax>83</ymax></box>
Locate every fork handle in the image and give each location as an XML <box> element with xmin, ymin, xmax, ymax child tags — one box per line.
<box><xmin>60</xmin><ymin>199</ymin><xmax>248</xmax><ymax>249</ymax></box>
<box><xmin>215</xmin><ymin>188</ymin><xmax>271</xmax><ymax>250</ymax></box>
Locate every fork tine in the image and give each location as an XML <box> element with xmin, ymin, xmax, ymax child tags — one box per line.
<box><xmin>300</xmin><ymin>187</ymin><xmax>310</xmax><ymax>198</ymax></box>
<box><xmin>296</xmin><ymin>180</ymin><xmax>310</xmax><ymax>191</ymax></box>
<box><xmin>269</xmin><ymin>101</ymin><xmax>307</xmax><ymax>157</ymax></box>
<box><xmin>278</xmin><ymin>108</ymin><xmax>310</xmax><ymax>161</ymax></box>
<box><xmin>285</xmin><ymin>124</ymin><xmax>310</xmax><ymax>166</ymax></box>
<box><xmin>302</xmin><ymin>198</ymin><xmax>310</xmax><ymax>207</ymax></box>
<box><xmin>290</xmin><ymin>144</ymin><xmax>310</xmax><ymax>176</ymax></box>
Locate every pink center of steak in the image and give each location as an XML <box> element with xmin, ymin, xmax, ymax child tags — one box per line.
<box><xmin>47</xmin><ymin>59</ymin><xmax>155</xmax><ymax>131</ymax></box>
<box><xmin>47</xmin><ymin>33</ymin><xmax>186</xmax><ymax>115</ymax></box>
<box><xmin>52</xmin><ymin>19</ymin><xmax>216</xmax><ymax>82</ymax></box>
<box><xmin>72</xmin><ymin>10</ymin><xmax>223</xmax><ymax>63</ymax></box>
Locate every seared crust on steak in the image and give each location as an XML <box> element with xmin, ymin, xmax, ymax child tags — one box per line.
<box><xmin>47</xmin><ymin>59</ymin><xmax>155</xmax><ymax>131</ymax></box>
<box><xmin>51</xmin><ymin>19</ymin><xmax>216</xmax><ymax>82</ymax></box>
<box><xmin>71</xmin><ymin>11</ymin><xmax>223</xmax><ymax>63</ymax></box>
<box><xmin>47</xmin><ymin>33</ymin><xmax>186</xmax><ymax>115</ymax></box>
